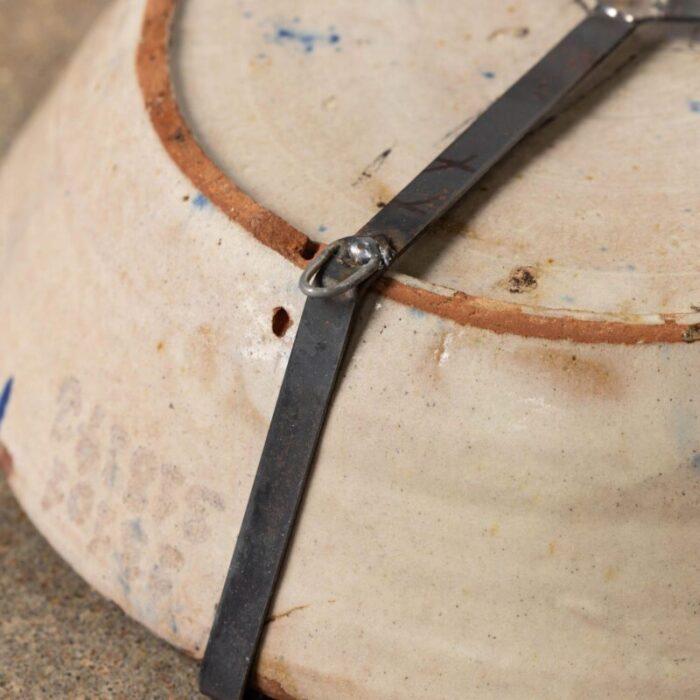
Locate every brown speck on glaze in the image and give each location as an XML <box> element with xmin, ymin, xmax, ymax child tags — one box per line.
<box><xmin>137</xmin><ymin>0</ymin><xmax>700</xmax><ymax>345</ymax></box>
<box><xmin>0</xmin><ymin>442</ymin><xmax>14</xmax><ymax>479</ymax></box>
<box><xmin>605</xmin><ymin>566</ymin><xmax>620</xmax><ymax>582</ymax></box>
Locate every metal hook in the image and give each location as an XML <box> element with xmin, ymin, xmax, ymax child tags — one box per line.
<box><xmin>299</xmin><ymin>240</ymin><xmax>382</xmax><ymax>298</ymax></box>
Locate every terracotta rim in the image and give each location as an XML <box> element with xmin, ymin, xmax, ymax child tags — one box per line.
<box><xmin>137</xmin><ymin>0</ymin><xmax>697</xmax><ymax>345</ymax></box>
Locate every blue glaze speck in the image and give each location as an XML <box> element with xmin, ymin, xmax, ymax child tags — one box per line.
<box><xmin>689</xmin><ymin>99</ymin><xmax>700</xmax><ymax>113</ymax></box>
<box><xmin>192</xmin><ymin>193</ymin><xmax>209</xmax><ymax>209</ymax></box>
<box><xmin>693</xmin><ymin>453</ymin><xmax>700</xmax><ymax>469</ymax></box>
<box><xmin>0</xmin><ymin>378</ymin><xmax>13</xmax><ymax>429</ymax></box>
<box><xmin>270</xmin><ymin>23</ymin><xmax>341</xmax><ymax>53</ymax></box>
<box><xmin>318</xmin><ymin>224</ymin><xmax>327</xmax><ymax>233</ymax></box>
<box><xmin>481</xmin><ymin>70</ymin><xmax>496</xmax><ymax>80</ymax></box>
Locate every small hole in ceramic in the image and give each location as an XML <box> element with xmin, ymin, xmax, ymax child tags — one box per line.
<box><xmin>272</xmin><ymin>307</ymin><xmax>292</xmax><ymax>338</ymax></box>
<box><xmin>300</xmin><ymin>240</ymin><xmax>320</xmax><ymax>260</ymax></box>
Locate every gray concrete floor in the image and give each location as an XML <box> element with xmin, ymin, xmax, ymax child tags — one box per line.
<box><xmin>0</xmin><ymin>2</ymin><xmax>201</xmax><ymax>696</ymax></box>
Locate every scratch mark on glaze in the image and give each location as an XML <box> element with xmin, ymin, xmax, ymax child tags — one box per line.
<box><xmin>0</xmin><ymin>378</ymin><xmax>13</xmax><ymax>429</ymax></box>
<box><xmin>488</xmin><ymin>26</ymin><xmax>530</xmax><ymax>40</ymax></box>
<box><xmin>267</xmin><ymin>603</ymin><xmax>310</xmax><ymax>623</ymax></box>
<box><xmin>352</xmin><ymin>148</ymin><xmax>393</xmax><ymax>187</ymax></box>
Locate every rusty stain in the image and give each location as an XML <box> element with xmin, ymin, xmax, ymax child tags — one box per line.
<box><xmin>256</xmin><ymin>658</ymin><xmax>301</xmax><ymax>700</ymax></box>
<box><xmin>256</xmin><ymin>674</ymin><xmax>297</xmax><ymax>700</ymax></box>
<box><xmin>371</xmin><ymin>180</ymin><xmax>395</xmax><ymax>210</ymax></box>
<box><xmin>186</xmin><ymin>323</ymin><xmax>220</xmax><ymax>385</ymax></box>
<box><xmin>514</xmin><ymin>347</ymin><xmax>621</xmax><ymax>399</ymax></box>
<box><xmin>137</xmin><ymin>0</ymin><xmax>698</xmax><ymax>347</ymax></box>
<box><xmin>156</xmin><ymin>340</ymin><xmax>165</xmax><ymax>352</ymax></box>
<box><xmin>0</xmin><ymin>442</ymin><xmax>13</xmax><ymax>478</ymax></box>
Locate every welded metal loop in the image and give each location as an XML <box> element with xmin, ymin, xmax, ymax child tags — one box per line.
<box><xmin>299</xmin><ymin>239</ymin><xmax>382</xmax><ymax>298</ymax></box>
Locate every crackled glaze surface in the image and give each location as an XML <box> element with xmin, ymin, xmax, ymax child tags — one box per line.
<box><xmin>1</xmin><ymin>1</ymin><xmax>700</xmax><ymax>698</ymax></box>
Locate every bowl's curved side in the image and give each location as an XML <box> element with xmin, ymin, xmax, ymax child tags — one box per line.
<box><xmin>1</xmin><ymin>1</ymin><xmax>700</xmax><ymax>699</ymax></box>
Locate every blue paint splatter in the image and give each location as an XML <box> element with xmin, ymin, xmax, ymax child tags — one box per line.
<box><xmin>318</xmin><ymin>224</ymin><xmax>327</xmax><ymax>233</ymax></box>
<box><xmin>561</xmin><ymin>295</ymin><xmax>576</xmax><ymax>304</ymax></box>
<box><xmin>0</xmin><ymin>378</ymin><xmax>13</xmax><ymax>429</ymax></box>
<box><xmin>688</xmin><ymin>99</ymin><xmax>700</xmax><ymax>113</ymax></box>
<box><xmin>481</xmin><ymin>70</ymin><xmax>496</xmax><ymax>80</ymax></box>
<box><xmin>192</xmin><ymin>193</ymin><xmax>209</xmax><ymax>209</ymax></box>
<box><xmin>271</xmin><ymin>24</ymin><xmax>341</xmax><ymax>53</ymax></box>
<box><xmin>692</xmin><ymin>453</ymin><xmax>700</xmax><ymax>469</ymax></box>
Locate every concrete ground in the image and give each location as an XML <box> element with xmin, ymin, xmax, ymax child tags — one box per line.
<box><xmin>0</xmin><ymin>2</ymin><xmax>200</xmax><ymax>696</ymax></box>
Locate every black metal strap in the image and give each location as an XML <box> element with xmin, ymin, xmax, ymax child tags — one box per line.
<box><xmin>200</xmin><ymin>11</ymin><xmax>637</xmax><ymax>700</ymax></box>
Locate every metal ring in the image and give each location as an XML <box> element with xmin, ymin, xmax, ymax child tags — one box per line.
<box><xmin>299</xmin><ymin>241</ymin><xmax>381</xmax><ymax>298</ymax></box>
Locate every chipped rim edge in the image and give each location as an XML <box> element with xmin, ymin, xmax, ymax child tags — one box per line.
<box><xmin>136</xmin><ymin>0</ymin><xmax>696</xmax><ymax>346</ymax></box>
